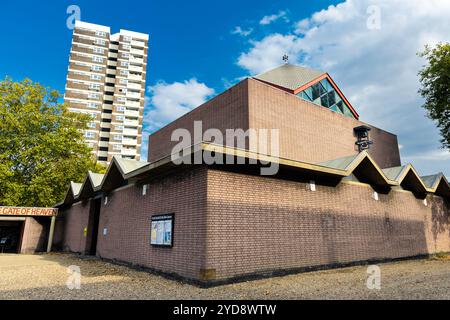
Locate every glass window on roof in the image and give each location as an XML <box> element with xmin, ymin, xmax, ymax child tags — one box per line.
<box><xmin>311</xmin><ymin>82</ymin><xmax>326</xmax><ymax>100</ymax></box>
<box><xmin>330</xmin><ymin>105</ymin><xmax>340</xmax><ymax>114</ymax></box>
<box><xmin>300</xmin><ymin>91</ymin><xmax>312</xmax><ymax>101</ymax></box>
<box><xmin>320</xmin><ymin>94</ymin><xmax>329</xmax><ymax>108</ymax></box>
<box><xmin>303</xmin><ymin>86</ymin><xmax>313</xmax><ymax>99</ymax></box>
<box><xmin>336</xmin><ymin>101</ymin><xmax>344</xmax><ymax>114</ymax></box>
<box><xmin>320</xmin><ymin>78</ymin><xmax>333</xmax><ymax>91</ymax></box>
<box><xmin>296</xmin><ymin>77</ymin><xmax>356</xmax><ymax>119</ymax></box>
<box><xmin>326</xmin><ymin>91</ymin><xmax>336</xmax><ymax>107</ymax></box>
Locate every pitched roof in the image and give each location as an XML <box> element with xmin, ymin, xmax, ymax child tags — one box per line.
<box><xmin>100</xmin><ymin>156</ymin><xmax>149</xmax><ymax>192</ymax></box>
<box><xmin>382</xmin><ymin>166</ymin><xmax>406</xmax><ymax>181</ymax></box>
<box><xmin>77</xmin><ymin>171</ymin><xmax>105</xmax><ymax>199</ymax></box>
<box><xmin>383</xmin><ymin>164</ymin><xmax>428</xmax><ymax>195</ymax></box>
<box><xmin>421</xmin><ymin>173</ymin><xmax>443</xmax><ymax>189</ymax></box>
<box><xmin>253</xmin><ymin>64</ymin><xmax>359</xmax><ymax>119</ymax></box>
<box><xmin>318</xmin><ymin>154</ymin><xmax>360</xmax><ymax>171</ymax></box>
<box><xmin>113</xmin><ymin>156</ymin><xmax>148</xmax><ymax>175</ymax></box>
<box><xmin>421</xmin><ymin>173</ymin><xmax>450</xmax><ymax>197</ymax></box>
<box><xmin>89</xmin><ymin>172</ymin><xmax>104</xmax><ymax>189</ymax></box>
<box><xmin>70</xmin><ymin>182</ymin><xmax>82</xmax><ymax>197</ymax></box>
<box><xmin>319</xmin><ymin>152</ymin><xmax>399</xmax><ymax>187</ymax></box>
<box><xmin>253</xmin><ymin>64</ymin><xmax>325</xmax><ymax>91</ymax></box>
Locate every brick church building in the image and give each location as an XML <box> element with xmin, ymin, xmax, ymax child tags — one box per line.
<box><xmin>53</xmin><ymin>64</ymin><xmax>450</xmax><ymax>285</ymax></box>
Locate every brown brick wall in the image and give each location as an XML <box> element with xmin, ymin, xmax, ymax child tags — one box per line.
<box><xmin>20</xmin><ymin>217</ymin><xmax>50</xmax><ymax>254</ymax></box>
<box><xmin>204</xmin><ymin>169</ymin><xmax>449</xmax><ymax>280</ymax></box>
<box><xmin>148</xmin><ymin>80</ymin><xmax>250</xmax><ymax>161</ymax></box>
<box><xmin>248</xmin><ymin>78</ymin><xmax>400</xmax><ymax>168</ymax></box>
<box><xmin>148</xmin><ymin>78</ymin><xmax>400</xmax><ymax>168</ymax></box>
<box><xmin>95</xmin><ymin>166</ymin><xmax>208</xmax><ymax>279</ymax></box>
<box><xmin>429</xmin><ymin>195</ymin><xmax>450</xmax><ymax>253</ymax></box>
<box><xmin>59</xmin><ymin>201</ymin><xmax>91</xmax><ymax>253</ymax></box>
<box><xmin>56</xmin><ymin>166</ymin><xmax>449</xmax><ymax>283</ymax></box>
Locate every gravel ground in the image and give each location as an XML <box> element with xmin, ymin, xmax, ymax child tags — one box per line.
<box><xmin>1</xmin><ymin>253</ymin><xmax>450</xmax><ymax>299</ymax></box>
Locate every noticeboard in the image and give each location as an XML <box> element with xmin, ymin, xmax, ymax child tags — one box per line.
<box><xmin>150</xmin><ymin>214</ymin><xmax>174</xmax><ymax>247</ymax></box>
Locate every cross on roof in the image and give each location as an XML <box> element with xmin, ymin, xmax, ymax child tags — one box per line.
<box><xmin>282</xmin><ymin>54</ymin><xmax>289</xmax><ymax>63</ymax></box>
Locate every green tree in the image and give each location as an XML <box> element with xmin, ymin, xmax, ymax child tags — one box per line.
<box><xmin>0</xmin><ymin>78</ymin><xmax>105</xmax><ymax>207</ymax></box>
<box><xmin>418</xmin><ymin>43</ymin><xmax>450</xmax><ymax>149</ymax></box>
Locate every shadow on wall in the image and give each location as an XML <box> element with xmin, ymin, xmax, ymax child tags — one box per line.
<box><xmin>50</xmin><ymin>166</ymin><xmax>450</xmax><ymax>284</ymax></box>
<box><xmin>21</xmin><ymin>217</ymin><xmax>51</xmax><ymax>254</ymax></box>
<box><xmin>203</xmin><ymin>173</ymin><xmax>450</xmax><ymax>281</ymax></box>
<box><xmin>52</xmin><ymin>200</ymin><xmax>93</xmax><ymax>254</ymax></box>
<box><xmin>205</xmin><ymin>201</ymin><xmax>433</xmax><ymax>279</ymax></box>
<box><xmin>431</xmin><ymin>196</ymin><xmax>450</xmax><ymax>253</ymax></box>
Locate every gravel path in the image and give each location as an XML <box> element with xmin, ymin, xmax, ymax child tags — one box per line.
<box><xmin>1</xmin><ymin>253</ymin><xmax>450</xmax><ymax>299</ymax></box>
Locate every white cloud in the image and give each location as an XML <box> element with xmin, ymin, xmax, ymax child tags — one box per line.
<box><xmin>141</xmin><ymin>79</ymin><xmax>214</xmax><ymax>161</ymax></box>
<box><xmin>237</xmin><ymin>0</ymin><xmax>450</xmax><ymax>176</ymax></box>
<box><xmin>259</xmin><ymin>10</ymin><xmax>288</xmax><ymax>25</ymax></box>
<box><xmin>237</xmin><ymin>34</ymin><xmax>301</xmax><ymax>75</ymax></box>
<box><xmin>403</xmin><ymin>150</ymin><xmax>450</xmax><ymax>177</ymax></box>
<box><xmin>403</xmin><ymin>150</ymin><xmax>450</xmax><ymax>162</ymax></box>
<box><xmin>295</xmin><ymin>18</ymin><xmax>310</xmax><ymax>34</ymax></box>
<box><xmin>231</xmin><ymin>26</ymin><xmax>253</xmax><ymax>37</ymax></box>
<box><xmin>144</xmin><ymin>79</ymin><xmax>215</xmax><ymax>131</ymax></box>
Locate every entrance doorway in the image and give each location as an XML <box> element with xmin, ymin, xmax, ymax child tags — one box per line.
<box><xmin>86</xmin><ymin>198</ymin><xmax>101</xmax><ymax>256</ymax></box>
<box><xmin>0</xmin><ymin>220</ymin><xmax>24</xmax><ymax>253</ymax></box>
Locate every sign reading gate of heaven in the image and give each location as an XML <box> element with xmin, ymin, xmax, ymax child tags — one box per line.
<box><xmin>0</xmin><ymin>206</ymin><xmax>58</xmax><ymax>216</ymax></box>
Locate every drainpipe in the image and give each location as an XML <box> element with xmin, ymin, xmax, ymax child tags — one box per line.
<box><xmin>46</xmin><ymin>215</ymin><xmax>56</xmax><ymax>253</ymax></box>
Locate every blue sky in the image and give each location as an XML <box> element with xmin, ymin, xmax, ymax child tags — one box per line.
<box><xmin>0</xmin><ymin>0</ymin><xmax>449</xmax><ymax>175</ymax></box>
<box><xmin>0</xmin><ymin>0</ymin><xmax>335</xmax><ymax>95</ymax></box>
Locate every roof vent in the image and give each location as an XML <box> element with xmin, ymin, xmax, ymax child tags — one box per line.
<box><xmin>354</xmin><ymin>125</ymin><xmax>373</xmax><ymax>152</ymax></box>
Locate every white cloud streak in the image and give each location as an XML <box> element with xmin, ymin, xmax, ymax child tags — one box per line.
<box><xmin>259</xmin><ymin>10</ymin><xmax>288</xmax><ymax>25</ymax></box>
<box><xmin>231</xmin><ymin>26</ymin><xmax>253</xmax><ymax>37</ymax></box>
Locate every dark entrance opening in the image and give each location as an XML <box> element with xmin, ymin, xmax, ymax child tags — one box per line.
<box><xmin>0</xmin><ymin>220</ymin><xmax>24</xmax><ymax>253</ymax></box>
<box><xmin>86</xmin><ymin>198</ymin><xmax>101</xmax><ymax>256</ymax></box>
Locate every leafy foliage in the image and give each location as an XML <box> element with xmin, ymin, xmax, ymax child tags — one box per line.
<box><xmin>0</xmin><ymin>78</ymin><xmax>105</xmax><ymax>207</ymax></box>
<box><xmin>418</xmin><ymin>43</ymin><xmax>450</xmax><ymax>149</ymax></box>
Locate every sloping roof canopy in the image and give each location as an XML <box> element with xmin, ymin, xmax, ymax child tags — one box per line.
<box><xmin>421</xmin><ymin>173</ymin><xmax>450</xmax><ymax>197</ymax></box>
<box><xmin>435</xmin><ymin>178</ymin><xmax>450</xmax><ymax>198</ymax></box>
<box><xmin>422</xmin><ymin>173</ymin><xmax>445</xmax><ymax>189</ymax></box>
<box><xmin>253</xmin><ymin>64</ymin><xmax>359</xmax><ymax>119</ymax></box>
<box><xmin>78</xmin><ymin>171</ymin><xmax>105</xmax><ymax>199</ymax></box>
<box><xmin>59</xmin><ymin>182</ymin><xmax>82</xmax><ymax>206</ymax></box>
<box><xmin>254</xmin><ymin>64</ymin><xmax>325</xmax><ymax>91</ymax></box>
<box><xmin>71</xmin><ymin>182</ymin><xmax>82</xmax><ymax>198</ymax></box>
<box><xmin>56</xmin><ymin>143</ymin><xmax>450</xmax><ymax>207</ymax></box>
<box><xmin>114</xmin><ymin>157</ymin><xmax>149</xmax><ymax>175</ymax></box>
<box><xmin>101</xmin><ymin>156</ymin><xmax>148</xmax><ymax>192</ymax></box>
<box><xmin>383</xmin><ymin>164</ymin><xmax>428</xmax><ymax>196</ymax></box>
<box><xmin>318</xmin><ymin>153</ymin><xmax>359</xmax><ymax>171</ymax></box>
<box><xmin>319</xmin><ymin>152</ymin><xmax>396</xmax><ymax>189</ymax></box>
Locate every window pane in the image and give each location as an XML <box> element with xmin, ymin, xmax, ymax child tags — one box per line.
<box><xmin>327</xmin><ymin>91</ymin><xmax>336</xmax><ymax>106</ymax></box>
<box><xmin>311</xmin><ymin>83</ymin><xmax>325</xmax><ymax>100</ymax></box>
<box><xmin>320</xmin><ymin>79</ymin><xmax>333</xmax><ymax>91</ymax></box>
<box><xmin>299</xmin><ymin>91</ymin><xmax>312</xmax><ymax>101</ymax></box>
<box><xmin>294</xmin><ymin>77</ymin><xmax>356</xmax><ymax>119</ymax></box>
<box><xmin>313</xmin><ymin>97</ymin><xmax>321</xmax><ymax>105</ymax></box>
<box><xmin>334</xmin><ymin>92</ymin><xmax>342</xmax><ymax>104</ymax></box>
<box><xmin>303</xmin><ymin>87</ymin><xmax>313</xmax><ymax>100</ymax></box>
<box><xmin>343</xmin><ymin>106</ymin><xmax>353</xmax><ymax>117</ymax></box>
<box><xmin>320</xmin><ymin>94</ymin><xmax>329</xmax><ymax>108</ymax></box>
<box><xmin>336</xmin><ymin>101</ymin><xmax>344</xmax><ymax>113</ymax></box>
